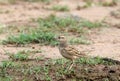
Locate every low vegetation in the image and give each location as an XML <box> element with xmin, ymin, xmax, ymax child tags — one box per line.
<box><xmin>0</xmin><ymin>56</ymin><xmax>119</xmax><ymax>81</ymax></box>
<box><xmin>84</xmin><ymin>0</ymin><xmax>118</xmax><ymax>7</ymax></box>
<box><xmin>0</xmin><ymin>24</ymin><xmax>6</xmax><ymax>34</ymax></box>
<box><xmin>23</xmin><ymin>0</ymin><xmax>52</xmax><ymax>3</ymax></box>
<box><xmin>9</xmin><ymin>51</ymin><xmax>29</xmax><ymax>61</ymax></box>
<box><xmin>51</xmin><ymin>5</ymin><xmax>70</xmax><ymax>11</ymax></box>
<box><xmin>100</xmin><ymin>0</ymin><xmax>118</xmax><ymax>6</ymax></box>
<box><xmin>2</xmin><ymin>31</ymin><xmax>58</xmax><ymax>46</ymax></box>
<box><xmin>0</xmin><ymin>0</ymin><xmax>119</xmax><ymax>81</ymax></box>
<box><xmin>0</xmin><ymin>0</ymin><xmax>52</xmax><ymax>4</ymax></box>
<box><xmin>69</xmin><ymin>37</ymin><xmax>91</xmax><ymax>45</ymax></box>
<box><xmin>2</xmin><ymin>15</ymin><xmax>103</xmax><ymax>46</ymax></box>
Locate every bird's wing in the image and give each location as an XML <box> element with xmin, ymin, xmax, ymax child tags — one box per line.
<box><xmin>64</xmin><ymin>46</ymin><xmax>85</xmax><ymax>57</ymax></box>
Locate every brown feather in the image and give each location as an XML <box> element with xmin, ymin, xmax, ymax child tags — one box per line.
<box><xmin>57</xmin><ymin>35</ymin><xmax>86</xmax><ymax>60</ymax></box>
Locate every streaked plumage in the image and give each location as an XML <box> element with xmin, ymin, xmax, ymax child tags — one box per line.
<box><xmin>57</xmin><ymin>36</ymin><xmax>86</xmax><ymax>70</ymax></box>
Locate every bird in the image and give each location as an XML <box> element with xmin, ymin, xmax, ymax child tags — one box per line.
<box><xmin>56</xmin><ymin>35</ymin><xmax>86</xmax><ymax>70</ymax></box>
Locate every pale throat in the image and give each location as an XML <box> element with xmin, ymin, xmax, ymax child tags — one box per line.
<box><xmin>59</xmin><ymin>41</ymin><xmax>68</xmax><ymax>47</ymax></box>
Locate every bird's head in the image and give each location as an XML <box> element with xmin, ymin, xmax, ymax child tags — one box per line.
<box><xmin>57</xmin><ymin>35</ymin><xmax>66</xmax><ymax>42</ymax></box>
<box><xmin>56</xmin><ymin>35</ymin><xmax>67</xmax><ymax>47</ymax></box>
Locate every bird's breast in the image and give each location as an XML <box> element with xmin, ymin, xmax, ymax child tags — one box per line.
<box><xmin>58</xmin><ymin>47</ymin><xmax>75</xmax><ymax>60</ymax></box>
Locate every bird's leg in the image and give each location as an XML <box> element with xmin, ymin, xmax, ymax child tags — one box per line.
<box><xmin>68</xmin><ymin>60</ymin><xmax>74</xmax><ymax>70</ymax></box>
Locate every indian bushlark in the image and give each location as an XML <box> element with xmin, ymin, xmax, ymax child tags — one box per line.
<box><xmin>57</xmin><ymin>36</ymin><xmax>86</xmax><ymax>70</ymax></box>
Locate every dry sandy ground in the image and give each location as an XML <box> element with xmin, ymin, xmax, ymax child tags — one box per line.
<box><xmin>0</xmin><ymin>0</ymin><xmax>120</xmax><ymax>62</ymax></box>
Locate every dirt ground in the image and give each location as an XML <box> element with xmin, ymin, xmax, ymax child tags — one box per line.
<box><xmin>0</xmin><ymin>0</ymin><xmax>120</xmax><ymax>81</ymax></box>
<box><xmin>0</xmin><ymin>0</ymin><xmax>120</xmax><ymax>62</ymax></box>
<box><xmin>1</xmin><ymin>58</ymin><xmax>119</xmax><ymax>81</ymax></box>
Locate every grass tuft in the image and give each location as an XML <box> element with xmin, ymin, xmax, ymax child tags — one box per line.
<box><xmin>101</xmin><ymin>0</ymin><xmax>117</xmax><ymax>7</ymax></box>
<box><xmin>69</xmin><ymin>37</ymin><xmax>91</xmax><ymax>45</ymax></box>
<box><xmin>9</xmin><ymin>51</ymin><xmax>29</xmax><ymax>61</ymax></box>
<box><xmin>0</xmin><ymin>61</ymin><xmax>16</xmax><ymax>68</ymax></box>
<box><xmin>80</xmin><ymin>20</ymin><xmax>102</xmax><ymax>29</ymax></box>
<box><xmin>2</xmin><ymin>15</ymin><xmax>103</xmax><ymax>45</ymax></box>
<box><xmin>0</xmin><ymin>56</ymin><xmax>119</xmax><ymax>80</ymax></box>
<box><xmin>2</xmin><ymin>31</ymin><xmax>58</xmax><ymax>46</ymax></box>
<box><xmin>23</xmin><ymin>0</ymin><xmax>51</xmax><ymax>3</ymax></box>
<box><xmin>52</xmin><ymin>5</ymin><xmax>70</xmax><ymax>11</ymax></box>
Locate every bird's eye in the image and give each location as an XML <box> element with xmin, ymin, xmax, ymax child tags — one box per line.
<box><xmin>58</xmin><ymin>36</ymin><xmax>65</xmax><ymax>39</ymax></box>
<box><xmin>58</xmin><ymin>36</ymin><xmax>61</xmax><ymax>39</ymax></box>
